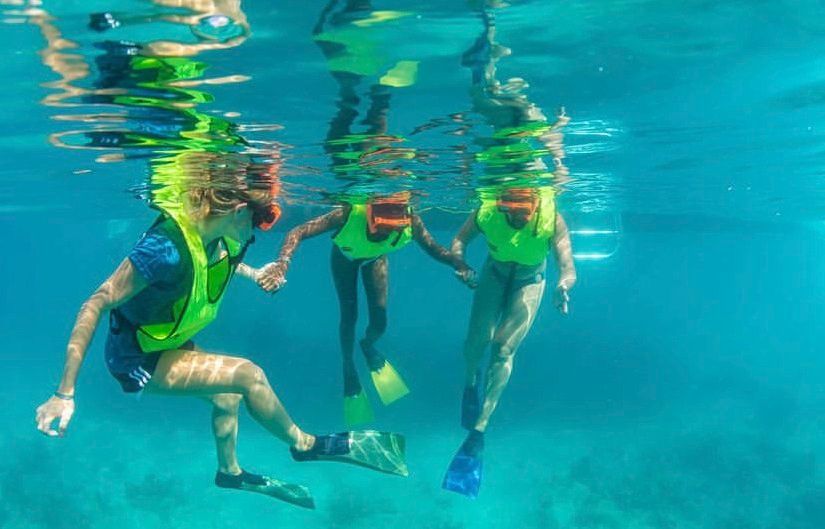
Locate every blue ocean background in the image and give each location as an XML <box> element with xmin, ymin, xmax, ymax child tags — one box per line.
<box><xmin>3</xmin><ymin>1</ymin><xmax>825</xmax><ymax>528</ymax></box>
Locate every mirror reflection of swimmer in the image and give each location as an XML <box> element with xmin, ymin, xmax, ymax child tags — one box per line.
<box><xmin>34</xmin><ymin>172</ymin><xmax>409</xmax><ymax>510</ymax></box>
<box><xmin>253</xmin><ymin>192</ymin><xmax>477</xmax><ymax>427</ymax></box>
<box><xmin>89</xmin><ymin>0</ymin><xmax>250</xmax><ymax>56</ymax></box>
<box><xmin>313</xmin><ymin>0</ymin><xmax>425</xmax><ymax>181</ymax></box>
<box><xmin>442</xmin><ymin>6</ymin><xmax>576</xmax><ymax>498</ymax></box>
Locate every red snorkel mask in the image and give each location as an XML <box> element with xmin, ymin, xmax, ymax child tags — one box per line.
<box><xmin>366</xmin><ymin>192</ymin><xmax>412</xmax><ymax>234</ymax></box>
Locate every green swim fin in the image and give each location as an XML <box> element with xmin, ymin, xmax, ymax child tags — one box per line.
<box><xmin>379</xmin><ymin>60</ymin><xmax>419</xmax><ymax>88</ymax></box>
<box><xmin>344</xmin><ymin>389</ymin><xmax>374</xmax><ymax>427</ymax></box>
<box><xmin>291</xmin><ymin>431</ymin><xmax>409</xmax><ymax>477</ymax></box>
<box><xmin>370</xmin><ymin>360</ymin><xmax>410</xmax><ymax>405</ymax></box>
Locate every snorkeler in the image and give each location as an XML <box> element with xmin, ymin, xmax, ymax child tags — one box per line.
<box><xmin>255</xmin><ymin>192</ymin><xmax>477</xmax><ymax>426</ymax></box>
<box><xmin>444</xmin><ymin>185</ymin><xmax>575</xmax><ymax>497</ymax></box>
<box><xmin>441</xmin><ymin>5</ymin><xmax>575</xmax><ymax>498</ymax></box>
<box><xmin>34</xmin><ymin>175</ymin><xmax>409</xmax><ymax>511</ymax></box>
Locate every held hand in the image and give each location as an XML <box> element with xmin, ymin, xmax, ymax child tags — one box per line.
<box><xmin>555</xmin><ymin>106</ymin><xmax>570</xmax><ymax>128</ymax></box>
<box><xmin>257</xmin><ymin>261</ymin><xmax>288</xmax><ymax>293</ymax></box>
<box><xmin>455</xmin><ymin>267</ymin><xmax>478</xmax><ymax>289</ymax></box>
<box><xmin>35</xmin><ymin>396</ymin><xmax>75</xmax><ymax>437</ymax></box>
<box><xmin>553</xmin><ymin>284</ymin><xmax>570</xmax><ymax>315</ymax></box>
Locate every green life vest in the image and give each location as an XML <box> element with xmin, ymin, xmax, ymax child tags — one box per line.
<box><xmin>136</xmin><ymin>210</ymin><xmax>243</xmax><ymax>353</ymax></box>
<box><xmin>476</xmin><ymin>189</ymin><xmax>556</xmax><ymax>266</ymax></box>
<box><xmin>333</xmin><ymin>204</ymin><xmax>412</xmax><ymax>260</ymax></box>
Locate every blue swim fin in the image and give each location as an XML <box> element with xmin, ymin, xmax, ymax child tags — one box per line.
<box><xmin>442</xmin><ymin>430</ymin><xmax>484</xmax><ymax>498</ymax></box>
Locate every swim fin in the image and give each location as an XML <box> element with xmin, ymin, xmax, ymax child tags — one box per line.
<box><xmin>370</xmin><ymin>360</ymin><xmax>410</xmax><ymax>405</ymax></box>
<box><xmin>343</xmin><ymin>389</ymin><xmax>374</xmax><ymax>427</ymax></box>
<box><xmin>442</xmin><ymin>430</ymin><xmax>484</xmax><ymax>498</ymax></box>
<box><xmin>291</xmin><ymin>431</ymin><xmax>409</xmax><ymax>477</ymax></box>
<box><xmin>215</xmin><ymin>470</ymin><xmax>315</xmax><ymax>509</ymax></box>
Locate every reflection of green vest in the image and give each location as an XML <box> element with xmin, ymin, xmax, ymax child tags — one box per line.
<box><xmin>333</xmin><ymin>204</ymin><xmax>412</xmax><ymax>260</ymax></box>
<box><xmin>314</xmin><ymin>10</ymin><xmax>419</xmax><ymax>87</ymax></box>
<box><xmin>136</xmin><ymin>210</ymin><xmax>242</xmax><ymax>353</ymax></box>
<box><xmin>476</xmin><ymin>190</ymin><xmax>556</xmax><ymax>266</ymax></box>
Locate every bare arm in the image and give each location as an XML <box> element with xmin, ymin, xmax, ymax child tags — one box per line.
<box><xmin>412</xmin><ymin>214</ymin><xmax>466</xmax><ymax>269</ymax></box>
<box><xmin>235</xmin><ymin>262</ymin><xmax>258</xmax><ymax>280</ymax></box>
<box><xmin>36</xmin><ymin>258</ymin><xmax>146</xmax><ymax>436</ymax></box>
<box><xmin>256</xmin><ymin>209</ymin><xmax>344</xmax><ymax>292</ymax></box>
<box><xmin>451</xmin><ymin>211</ymin><xmax>481</xmax><ymax>262</ymax></box>
<box><xmin>552</xmin><ymin>213</ymin><xmax>576</xmax><ymax>289</ymax></box>
<box><xmin>277</xmin><ymin>209</ymin><xmax>344</xmax><ymax>265</ymax></box>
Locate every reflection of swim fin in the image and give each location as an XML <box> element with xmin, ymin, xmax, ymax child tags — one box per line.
<box><xmin>370</xmin><ymin>361</ymin><xmax>410</xmax><ymax>405</ymax></box>
<box><xmin>442</xmin><ymin>430</ymin><xmax>484</xmax><ymax>498</ymax></box>
<box><xmin>344</xmin><ymin>389</ymin><xmax>374</xmax><ymax>427</ymax></box>
<box><xmin>379</xmin><ymin>61</ymin><xmax>419</xmax><ymax>88</ymax></box>
<box><xmin>352</xmin><ymin>10</ymin><xmax>413</xmax><ymax>28</ymax></box>
<box><xmin>190</xmin><ymin>15</ymin><xmax>246</xmax><ymax>43</ymax></box>
<box><xmin>89</xmin><ymin>13</ymin><xmax>121</xmax><ymax>32</ymax></box>
<box><xmin>215</xmin><ymin>470</ymin><xmax>315</xmax><ymax>509</ymax></box>
<box><xmin>291</xmin><ymin>431</ymin><xmax>409</xmax><ymax>477</ymax></box>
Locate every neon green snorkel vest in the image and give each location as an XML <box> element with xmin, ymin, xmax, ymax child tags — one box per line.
<box><xmin>333</xmin><ymin>203</ymin><xmax>412</xmax><ymax>261</ymax></box>
<box><xmin>136</xmin><ymin>159</ymin><xmax>244</xmax><ymax>353</ymax></box>
<box><xmin>476</xmin><ymin>189</ymin><xmax>556</xmax><ymax>267</ymax></box>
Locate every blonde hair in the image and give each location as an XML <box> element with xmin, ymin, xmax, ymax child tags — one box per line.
<box><xmin>152</xmin><ymin>151</ymin><xmax>276</xmax><ymax>221</ymax></box>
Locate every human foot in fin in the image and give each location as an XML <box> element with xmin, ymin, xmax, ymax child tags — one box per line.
<box><xmin>215</xmin><ymin>470</ymin><xmax>314</xmax><ymax>509</ymax></box>
<box><xmin>461</xmin><ymin>371</ymin><xmax>483</xmax><ymax>431</ymax></box>
<box><xmin>343</xmin><ymin>364</ymin><xmax>374</xmax><ymax>426</ymax></box>
<box><xmin>359</xmin><ymin>338</ymin><xmax>409</xmax><ymax>405</ymax></box>
<box><xmin>291</xmin><ymin>431</ymin><xmax>409</xmax><ymax>477</ymax></box>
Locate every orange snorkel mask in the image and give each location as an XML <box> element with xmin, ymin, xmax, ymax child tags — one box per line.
<box><xmin>251</xmin><ymin>177</ymin><xmax>282</xmax><ymax>231</ymax></box>
<box><xmin>253</xmin><ymin>202</ymin><xmax>281</xmax><ymax>231</ymax></box>
<box><xmin>496</xmin><ymin>188</ymin><xmax>539</xmax><ymax>221</ymax></box>
<box><xmin>366</xmin><ymin>192</ymin><xmax>412</xmax><ymax>234</ymax></box>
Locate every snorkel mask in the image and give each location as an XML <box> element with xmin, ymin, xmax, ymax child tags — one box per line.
<box><xmin>252</xmin><ymin>201</ymin><xmax>281</xmax><ymax>231</ymax></box>
<box><xmin>497</xmin><ymin>188</ymin><xmax>539</xmax><ymax>222</ymax></box>
<box><xmin>250</xmin><ymin>177</ymin><xmax>282</xmax><ymax>231</ymax></box>
<box><xmin>366</xmin><ymin>192</ymin><xmax>412</xmax><ymax>235</ymax></box>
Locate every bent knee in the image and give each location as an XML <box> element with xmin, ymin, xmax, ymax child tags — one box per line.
<box><xmin>211</xmin><ymin>393</ymin><xmax>242</xmax><ymax>411</ymax></box>
<box><xmin>235</xmin><ymin>361</ymin><xmax>269</xmax><ymax>392</ymax></box>
<box><xmin>491</xmin><ymin>342</ymin><xmax>516</xmax><ymax>361</ymax></box>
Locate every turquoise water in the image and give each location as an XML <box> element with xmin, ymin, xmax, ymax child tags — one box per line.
<box><xmin>3</xmin><ymin>0</ymin><xmax>825</xmax><ymax>527</ymax></box>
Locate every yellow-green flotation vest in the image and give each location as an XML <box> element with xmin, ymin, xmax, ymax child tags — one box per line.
<box><xmin>333</xmin><ymin>203</ymin><xmax>412</xmax><ymax>261</ymax></box>
<box><xmin>135</xmin><ymin>208</ymin><xmax>244</xmax><ymax>353</ymax></box>
<box><xmin>476</xmin><ymin>189</ymin><xmax>556</xmax><ymax>266</ymax></box>
<box><xmin>313</xmin><ymin>10</ymin><xmax>419</xmax><ymax>88</ymax></box>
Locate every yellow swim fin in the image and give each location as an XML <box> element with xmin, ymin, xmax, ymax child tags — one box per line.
<box><xmin>379</xmin><ymin>60</ymin><xmax>419</xmax><ymax>88</ymax></box>
<box><xmin>343</xmin><ymin>389</ymin><xmax>374</xmax><ymax>427</ymax></box>
<box><xmin>370</xmin><ymin>361</ymin><xmax>410</xmax><ymax>405</ymax></box>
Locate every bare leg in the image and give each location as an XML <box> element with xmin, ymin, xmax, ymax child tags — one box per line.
<box><xmin>208</xmin><ymin>393</ymin><xmax>242</xmax><ymax>475</ymax></box>
<box><xmin>149</xmin><ymin>348</ymin><xmax>314</xmax><ymax>451</ymax></box>
<box><xmin>462</xmin><ymin>259</ymin><xmax>506</xmax><ymax>386</ymax></box>
<box><xmin>360</xmin><ymin>256</ymin><xmax>388</xmax><ymax>368</ymax></box>
<box><xmin>331</xmin><ymin>245</ymin><xmax>362</xmax><ymax>396</ymax></box>
<box><xmin>475</xmin><ymin>269</ymin><xmax>546</xmax><ymax>432</ymax></box>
